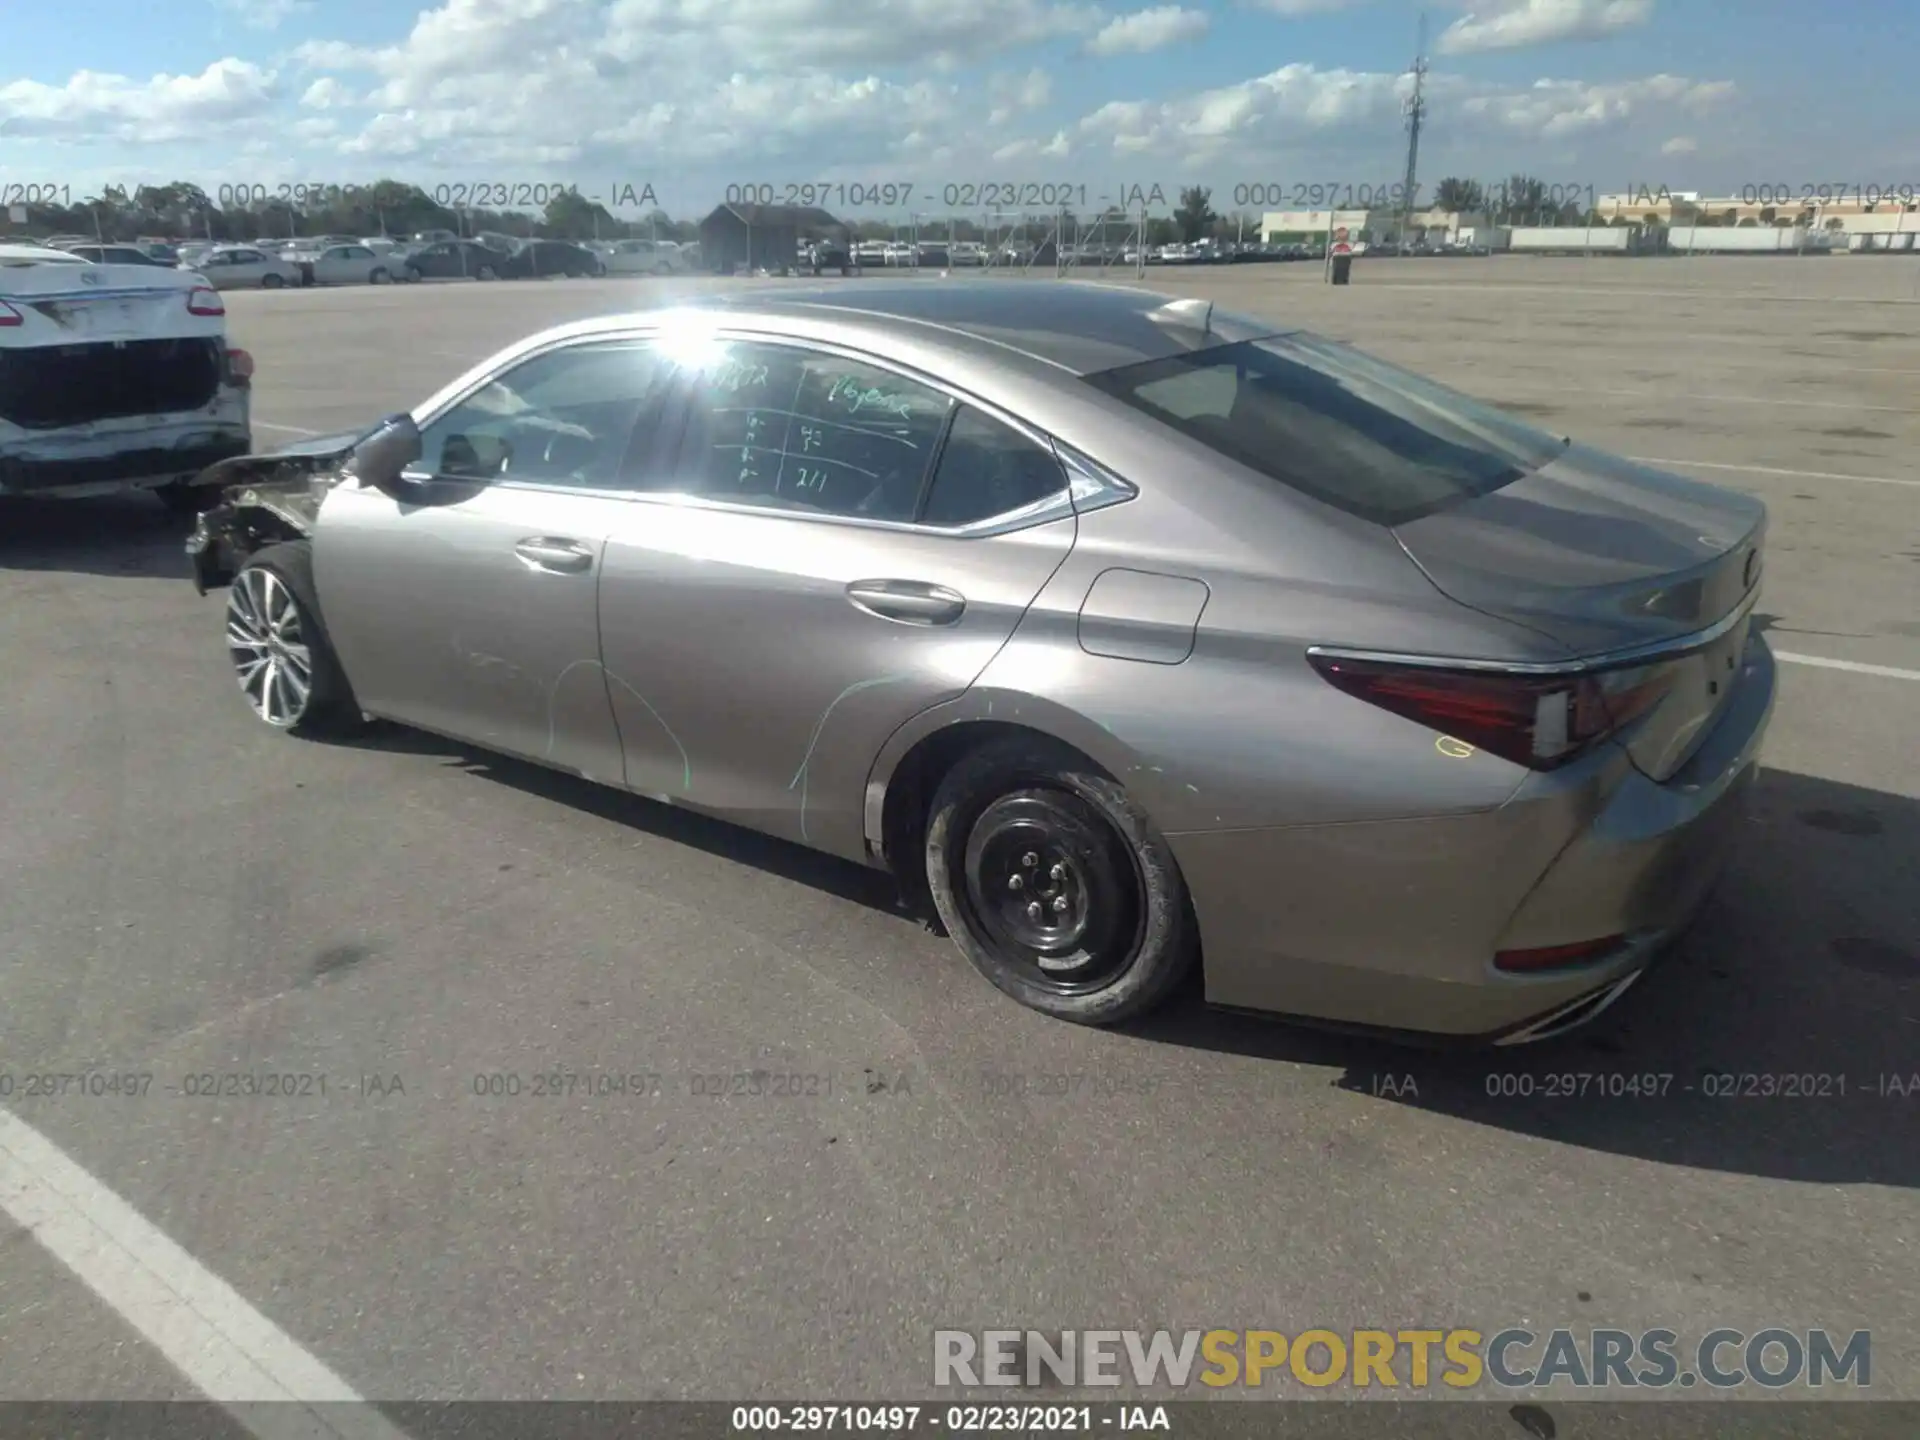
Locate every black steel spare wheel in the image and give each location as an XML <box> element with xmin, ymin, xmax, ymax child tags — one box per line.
<box><xmin>963</xmin><ymin>791</ymin><xmax>1141</xmax><ymax>992</ymax></box>
<box><xmin>925</xmin><ymin>736</ymin><xmax>1196</xmax><ymax>1025</ymax></box>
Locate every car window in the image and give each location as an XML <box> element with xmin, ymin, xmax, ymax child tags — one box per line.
<box><xmin>1083</xmin><ymin>335</ymin><xmax>1570</xmax><ymax>526</ymax></box>
<box><xmin>415</xmin><ymin>342</ymin><xmax>673</xmax><ymax>490</ymax></box>
<box><xmin>918</xmin><ymin>407</ymin><xmax>1067</xmax><ymax>528</ymax></box>
<box><xmin>668</xmin><ymin>341</ymin><xmax>954</xmax><ymax>520</ymax></box>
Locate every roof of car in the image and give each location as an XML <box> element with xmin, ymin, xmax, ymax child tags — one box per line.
<box><xmin>685</xmin><ymin>280</ymin><xmax>1283</xmax><ymax>375</ymax></box>
<box><xmin>0</xmin><ymin>242</ymin><xmax>92</xmax><ymax>265</ymax></box>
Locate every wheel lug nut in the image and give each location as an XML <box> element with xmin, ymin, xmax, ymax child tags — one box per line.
<box><xmin>1022</xmin><ymin>852</ymin><xmax>1038</xmax><ymax>868</ymax></box>
<box><xmin>1050</xmin><ymin>863</ymin><xmax>1066</xmax><ymax>881</ymax></box>
<box><xmin>1008</xmin><ymin>874</ymin><xmax>1024</xmax><ymax>891</ymax></box>
<box><xmin>1026</xmin><ymin>901</ymin><xmax>1043</xmax><ymax>921</ymax></box>
<box><xmin>1052</xmin><ymin>896</ymin><xmax>1069</xmax><ymax>914</ymax></box>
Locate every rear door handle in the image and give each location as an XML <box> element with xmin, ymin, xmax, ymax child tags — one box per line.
<box><xmin>846</xmin><ymin>580</ymin><xmax>966</xmax><ymax>626</ymax></box>
<box><xmin>514</xmin><ymin>537</ymin><xmax>595</xmax><ymax>574</ymax></box>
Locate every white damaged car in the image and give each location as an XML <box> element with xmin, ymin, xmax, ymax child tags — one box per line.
<box><xmin>0</xmin><ymin>241</ymin><xmax>253</xmax><ymax>513</ymax></box>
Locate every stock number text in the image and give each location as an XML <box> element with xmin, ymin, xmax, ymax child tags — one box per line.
<box><xmin>726</xmin><ymin>182</ymin><xmax>915</xmax><ymax>209</ymax></box>
<box><xmin>1740</xmin><ymin>183</ymin><xmax>1918</xmax><ymax>207</ymax></box>
<box><xmin>1232</xmin><ymin>182</ymin><xmax>1418</xmax><ymax>209</ymax></box>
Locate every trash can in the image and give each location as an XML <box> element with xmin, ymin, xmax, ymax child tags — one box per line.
<box><xmin>1330</xmin><ymin>252</ymin><xmax>1353</xmax><ymax>285</ymax></box>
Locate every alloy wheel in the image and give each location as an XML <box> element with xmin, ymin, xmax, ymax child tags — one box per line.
<box><xmin>227</xmin><ymin>567</ymin><xmax>313</xmax><ymax>727</ymax></box>
<box><xmin>960</xmin><ymin>791</ymin><xmax>1146</xmax><ymax>995</ymax></box>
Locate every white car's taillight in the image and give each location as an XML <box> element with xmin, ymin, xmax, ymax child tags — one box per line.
<box><xmin>187</xmin><ymin>286</ymin><xmax>225</xmax><ymax>316</ymax></box>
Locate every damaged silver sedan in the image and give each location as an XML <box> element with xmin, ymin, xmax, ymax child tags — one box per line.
<box><xmin>185</xmin><ymin>282</ymin><xmax>1774</xmax><ymax>1042</ymax></box>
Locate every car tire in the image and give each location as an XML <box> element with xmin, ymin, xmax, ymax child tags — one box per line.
<box><xmin>225</xmin><ymin>540</ymin><xmax>362</xmax><ymax>736</ymax></box>
<box><xmin>476</xmin><ymin>265</ymin><xmax>497</xmax><ymax>280</ymax></box>
<box><xmin>262</xmin><ymin>273</ymin><xmax>286</xmax><ymax>289</ymax></box>
<box><xmin>370</xmin><ymin>267</ymin><xmax>390</xmax><ymax>284</ymax></box>
<box><xmin>403</xmin><ymin>265</ymin><xmax>422</xmax><ymax>283</ymax></box>
<box><xmin>924</xmin><ymin>735</ymin><xmax>1196</xmax><ymax>1026</ymax></box>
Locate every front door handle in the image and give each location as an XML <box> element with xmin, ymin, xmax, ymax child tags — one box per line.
<box><xmin>846</xmin><ymin>580</ymin><xmax>966</xmax><ymax>626</ymax></box>
<box><xmin>514</xmin><ymin>537</ymin><xmax>594</xmax><ymax>574</ymax></box>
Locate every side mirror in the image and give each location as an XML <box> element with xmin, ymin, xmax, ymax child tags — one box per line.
<box><xmin>349</xmin><ymin>413</ymin><xmax>424</xmax><ymax>490</ymax></box>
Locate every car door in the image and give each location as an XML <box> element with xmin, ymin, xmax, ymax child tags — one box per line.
<box><xmin>596</xmin><ymin>335</ymin><xmax>1078</xmax><ymax>861</ymax></box>
<box><xmin>312</xmin><ymin>246</ymin><xmax>347</xmax><ymax>284</ymax></box>
<box><xmin>314</xmin><ymin>336</ymin><xmax>680</xmax><ymax>782</ymax></box>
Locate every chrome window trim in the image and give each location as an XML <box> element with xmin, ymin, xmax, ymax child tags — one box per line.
<box><xmin>1306</xmin><ymin>586</ymin><xmax>1761</xmax><ymax>677</ymax></box>
<box><xmin>404</xmin><ymin>322</ymin><xmax>1093</xmax><ymax>538</ymax></box>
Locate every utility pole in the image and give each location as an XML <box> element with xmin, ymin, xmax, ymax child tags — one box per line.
<box><xmin>1399</xmin><ymin>13</ymin><xmax>1428</xmax><ymax>254</ymax></box>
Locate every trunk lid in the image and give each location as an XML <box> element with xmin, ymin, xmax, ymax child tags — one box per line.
<box><xmin>1394</xmin><ymin>444</ymin><xmax>1767</xmax><ymax>781</ymax></box>
<box><xmin>0</xmin><ymin>261</ymin><xmax>217</xmax><ymax>346</ymax></box>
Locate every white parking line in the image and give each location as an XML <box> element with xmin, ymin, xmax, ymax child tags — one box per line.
<box><xmin>254</xmin><ymin>421</ymin><xmax>321</xmax><ymax>437</ymax></box>
<box><xmin>1629</xmin><ymin>456</ymin><xmax>1920</xmax><ymax>489</ymax></box>
<box><xmin>0</xmin><ymin>1108</ymin><xmax>411</xmax><ymax>1440</ymax></box>
<box><xmin>1775</xmin><ymin>652</ymin><xmax>1920</xmax><ymax>682</ymax></box>
<box><xmin>1369</xmin><ymin>281</ymin><xmax>1920</xmax><ymax>306</ymax></box>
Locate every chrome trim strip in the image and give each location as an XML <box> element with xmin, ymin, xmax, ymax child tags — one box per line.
<box><xmin>1493</xmin><ymin>970</ymin><xmax>1643</xmax><ymax>1047</ymax></box>
<box><xmin>1308</xmin><ymin>586</ymin><xmax>1760</xmax><ymax>677</ymax></box>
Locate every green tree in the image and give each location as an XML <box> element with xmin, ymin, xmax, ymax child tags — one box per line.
<box><xmin>543</xmin><ymin>189</ymin><xmax>617</xmax><ymax>240</ymax></box>
<box><xmin>1499</xmin><ymin>175</ymin><xmax>1548</xmax><ymax>224</ymax></box>
<box><xmin>1174</xmin><ymin>185</ymin><xmax>1217</xmax><ymax>243</ymax></box>
<box><xmin>1432</xmin><ymin>177</ymin><xmax>1485</xmax><ymax>214</ymax></box>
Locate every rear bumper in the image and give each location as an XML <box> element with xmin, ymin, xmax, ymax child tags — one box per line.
<box><xmin>1177</xmin><ymin>635</ymin><xmax>1777</xmax><ymax>1044</ymax></box>
<box><xmin>0</xmin><ymin>429</ymin><xmax>253</xmax><ymax>497</ymax></box>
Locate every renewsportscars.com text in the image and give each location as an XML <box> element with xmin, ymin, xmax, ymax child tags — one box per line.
<box><xmin>934</xmin><ymin>1328</ymin><xmax>1871</xmax><ymax>1391</ymax></box>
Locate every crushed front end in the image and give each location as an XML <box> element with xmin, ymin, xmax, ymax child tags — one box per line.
<box><xmin>184</xmin><ymin>440</ymin><xmax>359</xmax><ymax>593</ymax></box>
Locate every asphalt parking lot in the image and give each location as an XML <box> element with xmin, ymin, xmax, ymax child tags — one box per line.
<box><xmin>2</xmin><ymin>258</ymin><xmax>1916</xmax><ymax>1418</ymax></box>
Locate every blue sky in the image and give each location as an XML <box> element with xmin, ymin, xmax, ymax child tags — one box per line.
<box><xmin>4</xmin><ymin>1</ymin><xmax>1917</xmax><ymax>219</ymax></box>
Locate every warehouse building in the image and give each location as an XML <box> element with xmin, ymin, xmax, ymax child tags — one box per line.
<box><xmin>696</xmin><ymin>203</ymin><xmax>846</xmax><ymax>274</ymax></box>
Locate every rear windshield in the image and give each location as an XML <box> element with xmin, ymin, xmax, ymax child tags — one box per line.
<box><xmin>1083</xmin><ymin>335</ymin><xmax>1569</xmax><ymax>525</ymax></box>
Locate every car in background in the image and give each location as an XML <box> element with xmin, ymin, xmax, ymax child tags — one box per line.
<box><xmin>361</xmin><ymin>237</ymin><xmax>408</xmax><ymax>258</ymax></box>
<box><xmin>499</xmin><ymin>240</ymin><xmax>604</xmax><ymax>279</ymax></box>
<box><xmin>293</xmin><ymin>242</ymin><xmax>401</xmax><ymax>286</ymax></box>
<box><xmin>176</xmin><ymin>280</ymin><xmax>1775</xmax><ymax>1044</ymax></box>
<box><xmin>58</xmin><ymin>242</ymin><xmax>179</xmax><ymax>268</ymax></box>
<box><xmin>190</xmin><ymin>245</ymin><xmax>306</xmax><ymax>289</ymax></box>
<box><xmin>601</xmin><ymin>239</ymin><xmax>690</xmax><ymax>276</ymax></box>
<box><xmin>398</xmin><ymin>239</ymin><xmax>508</xmax><ymax>281</ymax></box>
<box><xmin>800</xmin><ymin>237</ymin><xmax>853</xmax><ymax>276</ymax></box>
<box><xmin>854</xmin><ymin>240</ymin><xmax>890</xmax><ymax>268</ymax></box>
<box><xmin>948</xmin><ymin>242</ymin><xmax>988</xmax><ymax>267</ymax></box>
<box><xmin>0</xmin><ymin>241</ymin><xmax>252</xmax><ymax>513</ymax></box>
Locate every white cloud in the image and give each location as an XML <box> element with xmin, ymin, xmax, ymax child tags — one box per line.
<box><xmin>1440</xmin><ymin>0</ymin><xmax>1654</xmax><ymax>55</ymax></box>
<box><xmin>1463</xmin><ymin>74</ymin><xmax>1732</xmax><ymax>139</ymax></box>
<box><xmin>300</xmin><ymin>77</ymin><xmax>350</xmax><ymax>108</ymax></box>
<box><xmin>1088</xmin><ymin>7</ymin><xmax>1210</xmax><ymax>55</ymax></box>
<box><xmin>1661</xmin><ymin>135</ymin><xmax>1696</xmax><ymax>155</ymax></box>
<box><xmin>0</xmin><ymin>60</ymin><xmax>276</xmax><ymax>142</ymax></box>
<box><xmin>215</xmin><ymin>0</ymin><xmax>313</xmax><ymax>31</ymax></box>
<box><xmin>987</xmin><ymin>67</ymin><xmax>1052</xmax><ymax>125</ymax></box>
<box><xmin>1243</xmin><ymin>0</ymin><xmax>1366</xmax><ymax>13</ymax></box>
<box><xmin>0</xmin><ymin>0</ymin><xmax>1756</xmax><ymax>204</ymax></box>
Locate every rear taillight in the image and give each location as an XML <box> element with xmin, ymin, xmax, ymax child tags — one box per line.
<box><xmin>187</xmin><ymin>286</ymin><xmax>224</xmax><ymax>316</ymax></box>
<box><xmin>226</xmin><ymin>347</ymin><xmax>255</xmax><ymax>383</ymax></box>
<box><xmin>0</xmin><ymin>301</ymin><xmax>22</xmax><ymax>327</ymax></box>
<box><xmin>1495</xmin><ymin>936</ymin><xmax>1628</xmax><ymax>973</ymax></box>
<box><xmin>1308</xmin><ymin>653</ymin><xmax>1675</xmax><ymax>770</ymax></box>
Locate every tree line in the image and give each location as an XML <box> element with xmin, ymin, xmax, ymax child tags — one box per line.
<box><xmin>3</xmin><ymin>174</ymin><xmax>1828</xmax><ymax>250</ymax></box>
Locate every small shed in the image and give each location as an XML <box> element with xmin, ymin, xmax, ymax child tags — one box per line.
<box><xmin>697</xmin><ymin>204</ymin><xmax>844</xmax><ymax>274</ymax></box>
